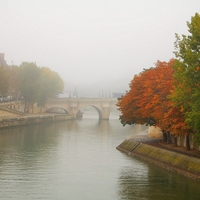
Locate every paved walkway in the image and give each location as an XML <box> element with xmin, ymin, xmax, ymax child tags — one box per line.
<box><xmin>128</xmin><ymin>130</ymin><xmax>200</xmax><ymax>159</ymax></box>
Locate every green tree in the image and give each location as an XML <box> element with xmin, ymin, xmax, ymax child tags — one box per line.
<box><xmin>19</xmin><ymin>62</ymin><xmax>64</xmax><ymax>113</ymax></box>
<box><xmin>172</xmin><ymin>12</ymin><xmax>200</xmax><ymax>144</ymax></box>
<box><xmin>0</xmin><ymin>66</ymin><xmax>10</xmax><ymax>97</ymax></box>
<box><xmin>19</xmin><ymin>62</ymin><xmax>40</xmax><ymax>112</ymax></box>
<box><xmin>37</xmin><ymin>67</ymin><xmax>64</xmax><ymax>110</ymax></box>
<box><xmin>9</xmin><ymin>65</ymin><xmax>21</xmax><ymax>98</ymax></box>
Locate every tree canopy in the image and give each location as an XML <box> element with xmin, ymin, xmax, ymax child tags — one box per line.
<box><xmin>37</xmin><ymin>67</ymin><xmax>64</xmax><ymax>107</ymax></box>
<box><xmin>18</xmin><ymin>62</ymin><xmax>64</xmax><ymax>112</ymax></box>
<box><xmin>117</xmin><ymin>60</ymin><xmax>174</xmax><ymax>126</ymax></box>
<box><xmin>0</xmin><ymin>66</ymin><xmax>10</xmax><ymax>97</ymax></box>
<box><xmin>172</xmin><ymin>13</ymin><xmax>200</xmax><ymax>143</ymax></box>
<box><xmin>0</xmin><ymin>62</ymin><xmax>64</xmax><ymax>112</ymax></box>
<box><xmin>19</xmin><ymin>62</ymin><xmax>41</xmax><ymax>104</ymax></box>
<box><xmin>117</xmin><ymin>59</ymin><xmax>190</xmax><ymax>138</ymax></box>
<box><xmin>117</xmin><ymin>12</ymin><xmax>200</xmax><ymax>147</ymax></box>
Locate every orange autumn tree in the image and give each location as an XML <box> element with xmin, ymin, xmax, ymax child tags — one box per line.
<box><xmin>161</xmin><ymin>101</ymin><xmax>192</xmax><ymax>149</ymax></box>
<box><xmin>117</xmin><ymin>60</ymin><xmax>174</xmax><ymax>126</ymax></box>
<box><xmin>117</xmin><ymin>59</ymin><xmax>190</xmax><ymax>145</ymax></box>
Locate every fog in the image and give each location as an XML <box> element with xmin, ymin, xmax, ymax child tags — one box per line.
<box><xmin>1</xmin><ymin>0</ymin><xmax>199</xmax><ymax>97</ymax></box>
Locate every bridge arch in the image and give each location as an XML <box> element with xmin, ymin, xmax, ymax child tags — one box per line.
<box><xmin>42</xmin><ymin>98</ymin><xmax>118</xmax><ymax>120</ymax></box>
<box><xmin>75</xmin><ymin>105</ymin><xmax>103</xmax><ymax>119</ymax></box>
<box><xmin>45</xmin><ymin>107</ymin><xmax>70</xmax><ymax>114</ymax></box>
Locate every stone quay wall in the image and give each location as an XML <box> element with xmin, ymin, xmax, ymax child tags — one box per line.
<box><xmin>117</xmin><ymin>139</ymin><xmax>200</xmax><ymax>180</ymax></box>
<box><xmin>0</xmin><ymin>114</ymin><xmax>75</xmax><ymax>129</ymax></box>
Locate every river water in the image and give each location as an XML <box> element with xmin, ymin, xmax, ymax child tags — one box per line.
<box><xmin>0</xmin><ymin>110</ymin><xmax>199</xmax><ymax>200</ymax></box>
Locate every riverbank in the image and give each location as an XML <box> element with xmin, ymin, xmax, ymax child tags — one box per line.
<box><xmin>116</xmin><ymin>131</ymin><xmax>200</xmax><ymax>180</ymax></box>
<box><xmin>0</xmin><ymin>113</ymin><xmax>75</xmax><ymax>129</ymax></box>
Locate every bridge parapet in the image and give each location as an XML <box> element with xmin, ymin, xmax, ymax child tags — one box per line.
<box><xmin>0</xmin><ymin>98</ymin><xmax>118</xmax><ymax>120</ymax></box>
<box><xmin>0</xmin><ymin>100</ymin><xmax>25</xmax><ymax>113</ymax></box>
<box><xmin>44</xmin><ymin>98</ymin><xmax>118</xmax><ymax>120</ymax></box>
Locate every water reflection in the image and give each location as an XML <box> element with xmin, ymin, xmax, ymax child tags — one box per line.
<box><xmin>0</xmin><ymin>116</ymin><xmax>199</xmax><ymax>199</ymax></box>
<box><xmin>117</xmin><ymin>155</ymin><xmax>200</xmax><ymax>200</ymax></box>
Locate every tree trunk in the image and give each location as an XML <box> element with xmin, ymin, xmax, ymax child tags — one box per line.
<box><xmin>167</xmin><ymin>131</ymin><xmax>170</xmax><ymax>144</ymax></box>
<box><xmin>174</xmin><ymin>137</ymin><xmax>177</xmax><ymax>147</ymax></box>
<box><xmin>186</xmin><ymin>134</ymin><xmax>191</xmax><ymax>150</ymax></box>
<box><xmin>162</xmin><ymin>130</ymin><xmax>167</xmax><ymax>142</ymax></box>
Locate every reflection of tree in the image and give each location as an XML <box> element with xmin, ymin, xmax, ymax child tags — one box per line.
<box><xmin>0</xmin><ymin>121</ymin><xmax>76</xmax><ymax>171</ymax></box>
<box><xmin>145</xmin><ymin>166</ymin><xmax>200</xmax><ymax>200</ymax></box>
<box><xmin>52</xmin><ymin>120</ymin><xmax>78</xmax><ymax>132</ymax></box>
<box><xmin>117</xmin><ymin>160</ymin><xmax>149</xmax><ymax>200</ymax></box>
<box><xmin>117</xmin><ymin>158</ymin><xmax>200</xmax><ymax>200</ymax></box>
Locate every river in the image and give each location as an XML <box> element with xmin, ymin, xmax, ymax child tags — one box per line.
<box><xmin>0</xmin><ymin>110</ymin><xmax>199</xmax><ymax>200</ymax></box>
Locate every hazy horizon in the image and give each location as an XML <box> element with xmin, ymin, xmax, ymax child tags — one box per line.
<box><xmin>1</xmin><ymin>0</ymin><xmax>200</xmax><ymax>97</ymax></box>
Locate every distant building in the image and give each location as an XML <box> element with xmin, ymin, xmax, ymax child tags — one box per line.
<box><xmin>57</xmin><ymin>93</ymin><xmax>70</xmax><ymax>98</ymax></box>
<box><xmin>0</xmin><ymin>53</ymin><xmax>8</xmax><ymax>66</ymax></box>
<box><xmin>73</xmin><ymin>88</ymin><xmax>78</xmax><ymax>98</ymax></box>
<box><xmin>112</xmin><ymin>92</ymin><xmax>125</xmax><ymax>98</ymax></box>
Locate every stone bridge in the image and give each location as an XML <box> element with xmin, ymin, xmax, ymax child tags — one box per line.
<box><xmin>42</xmin><ymin>98</ymin><xmax>118</xmax><ymax>120</ymax></box>
<box><xmin>0</xmin><ymin>98</ymin><xmax>118</xmax><ymax>120</ymax></box>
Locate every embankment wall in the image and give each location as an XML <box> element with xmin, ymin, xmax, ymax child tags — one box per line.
<box><xmin>0</xmin><ymin>114</ymin><xmax>75</xmax><ymax>129</ymax></box>
<box><xmin>117</xmin><ymin>139</ymin><xmax>200</xmax><ymax>180</ymax></box>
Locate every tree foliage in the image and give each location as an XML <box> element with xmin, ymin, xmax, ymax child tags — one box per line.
<box><xmin>9</xmin><ymin>65</ymin><xmax>21</xmax><ymax>98</ymax></box>
<box><xmin>117</xmin><ymin>60</ymin><xmax>173</xmax><ymax>125</ymax></box>
<box><xmin>172</xmin><ymin>12</ymin><xmax>200</xmax><ymax>144</ymax></box>
<box><xmin>18</xmin><ymin>62</ymin><xmax>64</xmax><ymax>112</ymax></box>
<box><xmin>117</xmin><ymin>59</ymin><xmax>190</xmax><ymax>138</ymax></box>
<box><xmin>19</xmin><ymin>62</ymin><xmax>40</xmax><ymax>110</ymax></box>
<box><xmin>0</xmin><ymin>62</ymin><xmax>64</xmax><ymax>111</ymax></box>
<box><xmin>37</xmin><ymin>67</ymin><xmax>64</xmax><ymax>107</ymax></box>
<box><xmin>0</xmin><ymin>66</ymin><xmax>10</xmax><ymax>96</ymax></box>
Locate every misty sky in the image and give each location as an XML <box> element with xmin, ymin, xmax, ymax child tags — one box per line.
<box><xmin>1</xmin><ymin>0</ymin><xmax>200</xmax><ymax>97</ymax></box>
